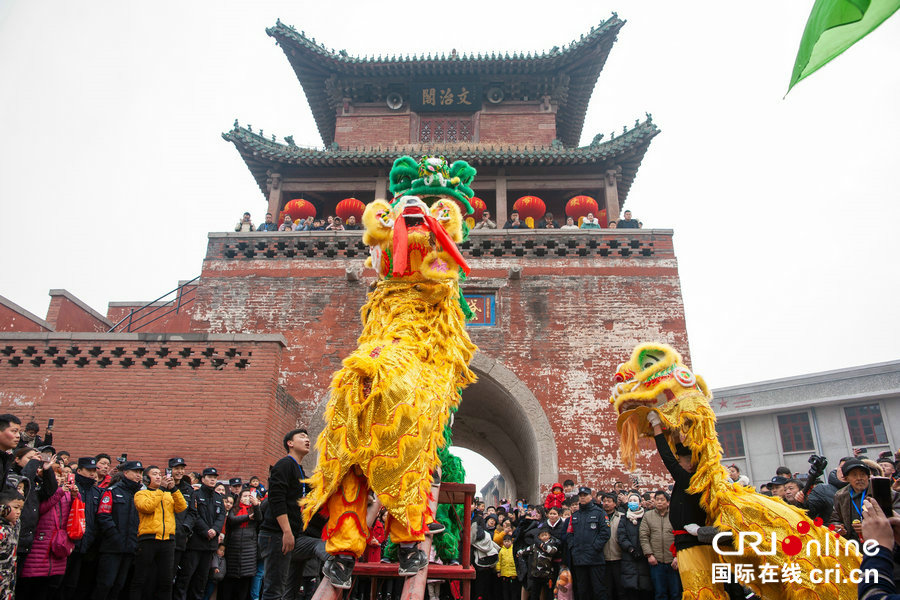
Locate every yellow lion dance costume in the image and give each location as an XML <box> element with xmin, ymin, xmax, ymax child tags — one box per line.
<box><xmin>611</xmin><ymin>343</ymin><xmax>860</xmax><ymax>600</ymax></box>
<box><xmin>301</xmin><ymin>156</ymin><xmax>478</xmax><ymax>586</ymax></box>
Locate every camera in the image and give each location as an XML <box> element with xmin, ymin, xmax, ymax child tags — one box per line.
<box><xmin>117</xmin><ymin>453</ymin><xmax>127</xmax><ymax>464</ymax></box>
<box><xmin>802</xmin><ymin>454</ymin><xmax>828</xmax><ymax>496</ymax></box>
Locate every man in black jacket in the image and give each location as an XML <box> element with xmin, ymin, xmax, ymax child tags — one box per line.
<box><xmin>174</xmin><ymin>466</ymin><xmax>226</xmax><ymax>600</ymax></box>
<box><xmin>94</xmin><ymin>460</ymin><xmax>143</xmax><ymax>600</ymax></box>
<box><xmin>169</xmin><ymin>457</ymin><xmax>194</xmax><ymax>570</ymax></box>
<box><xmin>565</xmin><ymin>486</ymin><xmax>610</xmax><ymax>600</ymax></box>
<box><xmin>0</xmin><ymin>414</ymin><xmax>21</xmax><ymax>493</ymax></box>
<box><xmin>16</xmin><ymin>420</ymin><xmax>52</xmax><ymax>449</ymax></box>
<box><xmin>61</xmin><ymin>457</ymin><xmax>101</xmax><ymax>600</ymax></box>
<box><xmin>259</xmin><ymin>428</ymin><xmax>321</xmax><ymax>597</ymax></box>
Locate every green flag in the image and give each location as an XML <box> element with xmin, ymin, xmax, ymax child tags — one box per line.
<box><xmin>787</xmin><ymin>0</ymin><xmax>900</xmax><ymax>94</ymax></box>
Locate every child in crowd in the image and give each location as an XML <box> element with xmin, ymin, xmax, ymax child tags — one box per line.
<box><xmin>520</xmin><ymin>528</ymin><xmax>560</xmax><ymax>600</ymax></box>
<box><xmin>495</xmin><ymin>534</ymin><xmax>518</xmax><ymax>600</ymax></box>
<box><xmin>0</xmin><ymin>490</ymin><xmax>25</xmax><ymax>600</ymax></box>
<box><xmin>203</xmin><ymin>544</ymin><xmax>227</xmax><ymax>600</ymax></box>
<box><xmin>554</xmin><ymin>567</ymin><xmax>573</xmax><ymax>600</ymax></box>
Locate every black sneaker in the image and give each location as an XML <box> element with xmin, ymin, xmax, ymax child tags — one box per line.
<box><xmin>398</xmin><ymin>546</ymin><xmax>428</xmax><ymax>576</ymax></box>
<box><xmin>323</xmin><ymin>554</ymin><xmax>355</xmax><ymax>589</ymax></box>
<box><xmin>426</xmin><ymin>521</ymin><xmax>445</xmax><ymax>535</ymax></box>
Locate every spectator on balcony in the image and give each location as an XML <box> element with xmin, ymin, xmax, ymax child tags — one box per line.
<box><xmin>617</xmin><ymin>210</ymin><xmax>640</xmax><ymax>229</ymax></box>
<box><xmin>278</xmin><ymin>215</ymin><xmax>295</xmax><ymax>231</ymax></box>
<box><xmin>474</xmin><ymin>210</ymin><xmax>497</xmax><ymax>230</ymax></box>
<box><xmin>257</xmin><ymin>213</ymin><xmax>278</xmax><ymax>232</ymax></box>
<box><xmin>607</xmin><ymin>221</ymin><xmax>618</xmax><ymax>229</ymax></box>
<box><xmin>294</xmin><ymin>216</ymin><xmax>314</xmax><ymax>232</ymax></box>
<box><xmin>326</xmin><ymin>217</ymin><xmax>345</xmax><ymax>231</ymax></box>
<box><xmin>560</xmin><ymin>217</ymin><xmax>578</xmax><ymax>230</ymax></box>
<box><xmin>580</xmin><ymin>213</ymin><xmax>602</xmax><ymax>230</ymax></box>
<box><xmin>344</xmin><ymin>216</ymin><xmax>362</xmax><ymax>231</ymax></box>
<box><xmin>538</xmin><ymin>213</ymin><xmax>558</xmax><ymax>229</ymax></box>
<box><xmin>503</xmin><ymin>211</ymin><xmax>525</xmax><ymax>229</ymax></box>
<box><xmin>235</xmin><ymin>212</ymin><xmax>254</xmax><ymax>232</ymax></box>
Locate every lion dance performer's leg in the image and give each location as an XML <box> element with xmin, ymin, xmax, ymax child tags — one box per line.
<box><xmin>677</xmin><ymin>545</ymin><xmax>729</xmax><ymax>600</ymax></box>
<box><xmin>324</xmin><ymin>467</ymin><xmax>370</xmax><ymax>559</ymax></box>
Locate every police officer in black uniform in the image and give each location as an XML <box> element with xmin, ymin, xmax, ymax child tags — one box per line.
<box><xmin>94</xmin><ymin>459</ymin><xmax>143</xmax><ymax>600</ymax></box>
<box><xmin>61</xmin><ymin>456</ymin><xmax>101</xmax><ymax>599</ymax></box>
<box><xmin>174</xmin><ymin>466</ymin><xmax>225</xmax><ymax>600</ymax></box>
<box><xmin>170</xmin><ymin>457</ymin><xmax>193</xmax><ymax>571</ymax></box>
<box><xmin>565</xmin><ymin>486</ymin><xmax>610</xmax><ymax>600</ymax></box>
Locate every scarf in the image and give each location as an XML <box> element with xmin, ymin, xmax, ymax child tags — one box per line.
<box><xmin>235</xmin><ymin>504</ymin><xmax>251</xmax><ymax>528</ymax></box>
<box><xmin>626</xmin><ymin>505</ymin><xmax>644</xmax><ymax>525</ymax></box>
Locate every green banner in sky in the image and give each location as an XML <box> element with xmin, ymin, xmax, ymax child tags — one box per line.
<box><xmin>788</xmin><ymin>0</ymin><xmax>900</xmax><ymax>94</ymax></box>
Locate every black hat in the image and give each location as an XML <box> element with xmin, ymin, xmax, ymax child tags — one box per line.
<box><xmin>122</xmin><ymin>460</ymin><xmax>144</xmax><ymax>472</ymax></box>
<box><xmin>841</xmin><ymin>458</ymin><xmax>871</xmax><ymax>478</ymax></box>
<box><xmin>168</xmin><ymin>457</ymin><xmax>186</xmax><ymax>468</ymax></box>
<box><xmin>77</xmin><ymin>457</ymin><xmax>98</xmax><ymax>470</ymax></box>
<box><xmin>38</xmin><ymin>445</ymin><xmax>56</xmax><ymax>455</ymax></box>
<box><xmin>202</xmin><ymin>467</ymin><xmax>218</xmax><ymax>477</ymax></box>
<box><xmin>769</xmin><ymin>476</ymin><xmax>789</xmax><ymax>486</ymax></box>
<box><xmin>229</xmin><ymin>477</ymin><xmax>242</xmax><ymax>487</ymax></box>
<box><xmin>578</xmin><ymin>486</ymin><xmax>592</xmax><ymax>495</ymax></box>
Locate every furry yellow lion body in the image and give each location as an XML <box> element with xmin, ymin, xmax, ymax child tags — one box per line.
<box><xmin>612</xmin><ymin>343</ymin><xmax>860</xmax><ymax>600</ymax></box>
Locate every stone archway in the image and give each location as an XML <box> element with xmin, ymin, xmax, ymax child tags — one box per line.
<box><xmin>452</xmin><ymin>352</ymin><xmax>556</xmax><ymax>502</ymax></box>
<box><xmin>304</xmin><ymin>351</ymin><xmax>556</xmax><ymax>502</ymax></box>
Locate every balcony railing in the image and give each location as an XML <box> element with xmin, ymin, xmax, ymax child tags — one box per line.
<box><xmin>206</xmin><ymin>229</ymin><xmax>674</xmax><ymax>261</ymax></box>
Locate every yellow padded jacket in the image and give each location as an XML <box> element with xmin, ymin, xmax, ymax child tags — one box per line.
<box><xmin>495</xmin><ymin>545</ymin><xmax>517</xmax><ymax>578</ymax></box>
<box><xmin>135</xmin><ymin>488</ymin><xmax>188</xmax><ymax>540</ymax></box>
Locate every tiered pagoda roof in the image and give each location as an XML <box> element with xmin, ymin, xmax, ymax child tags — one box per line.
<box><xmin>266</xmin><ymin>17</ymin><xmax>625</xmax><ymax>148</ymax></box>
<box><xmin>222</xmin><ymin>117</ymin><xmax>659</xmax><ymax>204</ymax></box>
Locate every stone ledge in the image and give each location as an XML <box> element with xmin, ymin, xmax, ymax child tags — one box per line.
<box><xmin>0</xmin><ymin>332</ymin><xmax>287</xmax><ymax>346</ymax></box>
<box><xmin>48</xmin><ymin>289</ymin><xmax>113</xmax><ymax>327</ymax></box>
<box><xmin>0</xmin><ymin>295</ymin><xmax>53</xmax><ymax>331</ymax></box>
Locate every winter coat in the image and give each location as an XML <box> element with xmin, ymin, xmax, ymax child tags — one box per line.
<box><xmin>96</xmin><ymin>478</ymin><xmax>142</xmax><ymax>554</ymax></box>
<box><xmin>363</xmin><ymin>518</ymin><xmax>385</xmax><ymax>563</ymax></box>
<box><xmin>17</xmin><ymin>459</ymin><xmax>58</xmax><ymax>556</ymax></box>
<box><xmin>185</xmin><ymin>484</ymin><xmax>226</xmax><ymax>551</ymax></box>
<box><xmin>223</xmin><ymin>504</ymin><xmax>260</xmax><ymax>578</ymax></box>
<box><xmin>565</xmin><ymin>502</ymin><xmax>609</xmax><ymax>566</ymax></box>
<box><xmin>135</xmin><ymin>487</ymin><xmax>188</xmax><ymax>541</ymax></box>
<box><xmin>495</xmin><ymin>545</ymin><xmax>517</xmax><ymax>577</ymax></box>
<box><xmin>210</xmin><ymin>553</ymin><xmax>226</xmax><ymax>582</ymax></box>
<box><xmin>21</xmin><ymin>487</ymin><xmax>75</xmax><ymax>578</ymax></box>
<box><xmin>618</xmin><ymin>516</ymin><xmax>652</xmax><ymax>591</ymax></box>
<box><xmin>638</xmin><ymin>509</ymin><xmax>674</xmax><ymax>563</ymax></box>
<box><xmin>72</xmin><ymin>473</ymin><xmax>100</xmax><ymax>553</ymax></box>
<box><xmin>603</xmin><ymin>510</ymin><xmax>623</xmax><ymax>561</ymax></box>
<box><xmin>174</xmin><ymin>478</ymin><xmax>194</xmax><ymax>551</ymax></box>
<box><xmin>544</xmin><ymin>491</ymin><xmax>565</xmax><ymax>511</ymax></box>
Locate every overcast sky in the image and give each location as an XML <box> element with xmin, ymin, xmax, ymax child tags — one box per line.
<box><xmin>1</xmin><ymin>1</ymin><xmax>898</xmax><ymax>491</ymax></box>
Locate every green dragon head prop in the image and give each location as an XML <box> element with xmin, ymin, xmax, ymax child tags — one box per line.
<box><xmin>389</xmin><ymin>156</ymin><xmax>477</xmax><ymax>214</ymax></box>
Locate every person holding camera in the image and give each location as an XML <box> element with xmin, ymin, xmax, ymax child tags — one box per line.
<box><xmin>17</xmin><ymin>420</ymin><xmax>52</xmax><ymax>450</ymax></box>
<box><xmin>94</xmin><ymin>460</ymin><xmax>144</xmax><ymax>600</ymax></box>
<box><xmin>130</xmin><ymin>465</ymin><xmax>187</xmax><ymax>600</ymax></box>
<box><xmin>174</xmin><ymin>467</ymin><xmax>226</xmax><ymax>600</ymax></box>
<box><xmin>830</xmin><ymin>459</ymin><xmax>900</xmax><ymax>542</ymax></box>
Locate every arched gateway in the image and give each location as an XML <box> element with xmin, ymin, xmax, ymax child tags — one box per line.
<box><xmin>307</xmin><ymin>351</ymin><xmax>556</xmax><ymax>502</ymax></box>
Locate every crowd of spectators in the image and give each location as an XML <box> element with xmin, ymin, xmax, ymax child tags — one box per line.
<box><xmin>3</xmin><ymin>410</ymin><xmax>898</xmax><ymax>600</ymax></box>
<box><xmin>234</xmin><ymin>213</ymin><xmax>362</xmax><ymax>233</ymax></box>
<box><xmin>233</xmin><ymin>208</ymin><xmax>643</xmax><ymax>234</ymax></box>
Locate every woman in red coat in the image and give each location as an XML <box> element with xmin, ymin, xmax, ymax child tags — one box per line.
<box><xmin>18</xmin><ymin>469</ymin><xmax>79</xmax><ymax>600</ymax></box>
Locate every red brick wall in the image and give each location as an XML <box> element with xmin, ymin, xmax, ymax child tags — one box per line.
<box><xmin>334</xmin><ymin>113</ymin><xmax>411</xmax><ymax>148</ymax></box>
<box><xmin>479</xmin><ymin>112</ymin><xmax>556</xmax><ymax>146</ymax></box>
<box><xmin>46</xmin><ymin>294</ymin><xmax>110</xmax><ymax>333</ymax></box>
<box><xmin>0</xmin><ymin>304</ymin><xmax>50</xmax><ymax>333</ymax></box>
<box><xmin>0</xmin><ymin>335</ymin><xmax>295</xmax><ymax>481</ymax></box>
<box><xmin>194</xmin><ymin>231</ymin><xmax>687</xmax><ymax>493</ymax></box>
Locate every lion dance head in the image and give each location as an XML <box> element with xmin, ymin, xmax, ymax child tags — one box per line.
<box><xmin>362</xmin><ymin>155</ymin><xmax>476</xmax><ymax>282</ymax></box>
<box><xmin>610</xmin><ymin>343</ymin><xmax>718</xmax><ymax>470</ymax></box>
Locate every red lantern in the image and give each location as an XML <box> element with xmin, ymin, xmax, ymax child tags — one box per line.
<box><xmin>335</xmin><ymin>197</ymin><xmax>365</xmax><ymax>222</ymax></box>
<box><xmin>513</xmin><ymin>196</ymin><xmax>546</xmax><ymax>221</ymax></box>
<box><xmin>281</xmin><ymin>198</ymin><xmax>316</xmax><ymax>222</ymax></box>
<box><xmin>565</xmin><ymin>195</ymin><xmax>599</xmax><ymax>220</ymax></box>
<box><xmin>455</xmin><ymin>196</ymin><xmax>487</xmax><ymax>220</ymax></box>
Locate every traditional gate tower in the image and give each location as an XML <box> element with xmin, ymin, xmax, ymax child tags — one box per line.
<box><xmin>0</xmin><ymin>17</ymin><xmax>688</xmax><ymax>500</ymax></box>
